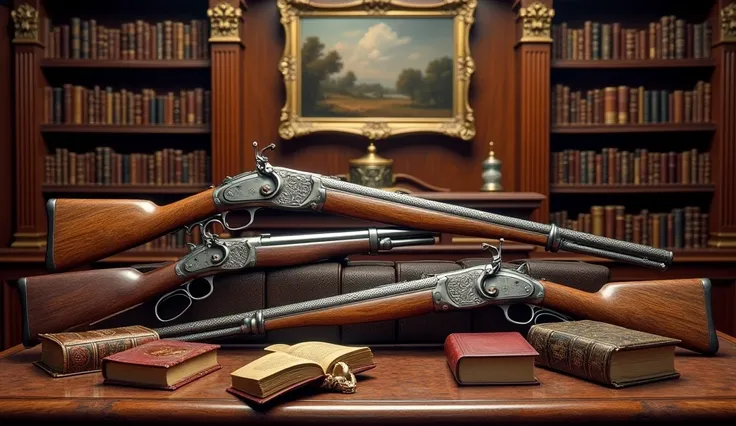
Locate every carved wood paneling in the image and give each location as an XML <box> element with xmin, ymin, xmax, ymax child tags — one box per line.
<box><xmin>709</xmin><ymin>40</ymin><xmax>736</xmax><ymax>247</ymax></box>
<box><xmin>210</xmin><ymin>44</ymin><xmax>243</xmax><ymax>183</ymax></box>
<box><xmin>0</xmin><ymin>5</ymin><xmax>13</xmax><ymax>247</ymax></box>
<box><xmin>11</xmin><ymin>45</ymin><xmax>46</xmax><ymax>248</ymax></box>
<box><xmin>514</xmin><ymin>0</ymin><xmax>553</xmax><ymax>222</ymax></box>
<box><xmin>241</xmin><ymin>0</ymin><xmax>517</xmax><ymax>192</ymax></box>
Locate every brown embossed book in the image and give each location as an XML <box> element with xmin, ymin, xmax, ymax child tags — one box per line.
<box><xmin>444</xmin><ymin>332</ymin><xmax>539</xmax><ymax>385</ymax></box>
<box><xmin>527</xmin><ymin>320</ymin><xmax>680</xmax><ymax>388</ymax></box>
<box><xmin>34</xmin><ymin>325</ymin><xmax>159</xmax><ymax>377</ymax></box>
<box><xmin>102</xmin><ymin>340</ymin><xmax>221</xmax><ymax>390</ymax></box>
<box><xmin>228</xmin><ymin>341</ymin><xmax>375</xmax><ymax>404</ymax></box>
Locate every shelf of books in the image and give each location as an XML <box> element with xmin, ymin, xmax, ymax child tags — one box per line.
<box><xmin>36</xmin><ymin>0</ymin><xmax>213</xmax><ymax>254</ymax></box>
<box><xmin>548</xmin><ymin>1</ymin><xmax>721</xmax><ymax>252</ymax></box>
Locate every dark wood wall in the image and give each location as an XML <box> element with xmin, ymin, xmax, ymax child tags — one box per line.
<box><xmin>0</xmin><ymin>3</ymin><xmax>13</xmax><ymax>247</ymax></box>
<box><xmin>241</xmin><ymin>0</ymin><xmax>518</xmax><ymax>192</ymax></box>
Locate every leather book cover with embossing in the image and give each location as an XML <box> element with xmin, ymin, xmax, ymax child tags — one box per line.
<box><xmin>102</xmin><ymin>340</ymin><xmax>221</xmax><ymax>390</ymax></box>
<box><xmin>527</xmin><ymin>320</ymin><xmax>681</xmax><ymax>388</ymax></box>
<box><xmin>34</xmin><ymin>325</ymin><xmax>160</xmax><ymax>378</ymax></box>
<box><xmin>444</xmin><ymin>332</ymin><xmax>540</xmax><ymax>385</ymax></box>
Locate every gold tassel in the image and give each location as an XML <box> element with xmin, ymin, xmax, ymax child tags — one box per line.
<box><xmin>320</xmin><ymin>361</ymin><xmax>357</xmax><ymax>394</ymax></box>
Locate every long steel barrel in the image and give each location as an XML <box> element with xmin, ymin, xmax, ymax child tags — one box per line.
<box><xmin>319</xmin><ymin>178</ymin><xmax>673</xmax><ymax>269</ymax></box>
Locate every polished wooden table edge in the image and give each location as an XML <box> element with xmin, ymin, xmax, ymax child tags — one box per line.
<box><xmin>1</xmin><ymin>335</ymin><xmax>735</xmax><ymax>422</ymax></box>
<box><xmin>0</xmin><ymin>393</ymin><xmax>734</xmax><ymax>423</ymax></box>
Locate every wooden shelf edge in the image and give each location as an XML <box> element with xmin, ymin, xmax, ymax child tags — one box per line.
<box><xmin>40</xmin><ymin>59</ymin><xmax>211</xmax><ymax>69</ymax></box>
<box><xmin>551</xmin><ymin>124</ymin><xmax>716</xmax><ymax>134</ymax></box>
<box><xmin>550</xmin><ymin>184</ymin><xmax>715</xmax><ymax>194</ymax></box>
<box><xmin>41</xmin><ymin>125</ymin><xmax>211</xmax><ymax>134</ymax></box>
<box><xmin>552</xmin><ymin>59</ymin><xmax>716</xmax><ymax>69</ymax></box>
<box><xmin>42</xmin><ymin>185</ymin><xmax>210</xmax><ymax>194</ymax></box>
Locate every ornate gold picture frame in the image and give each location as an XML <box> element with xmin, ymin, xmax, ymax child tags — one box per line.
<box><xmin>277</xmin><ymin>0</ymin><xmax>476</xmax><ymax>141</ymax></box>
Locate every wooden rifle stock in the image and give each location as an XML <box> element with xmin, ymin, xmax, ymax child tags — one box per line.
<box><xmin>17</xmin><ymin>263</ymin><xmax>181</xmax><ymax>348</ymax></box>
<box><xmin>18</xmin><ymin>237</ymin><xmax>380</xmax><ymax>347</ymax></box>
<box><xmin>46</xmin><ymin>190</ymin><xmax>218</xmax><ymax>271</ymax></box>
<box><xmin>538</xmin><ymin>278</ymin><xmax>719</xmax><ymax>355</ymax></box>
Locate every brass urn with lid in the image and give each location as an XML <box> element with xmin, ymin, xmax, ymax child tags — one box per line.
<box><xmin>348</xmin><ymin>143</ymin><xmax>394</xmax><ymax>189</ymax></box>
<box><xmin>481</xmin><ymin>141</ymin><xmax>503</xmax><ymax>191</ymax></box>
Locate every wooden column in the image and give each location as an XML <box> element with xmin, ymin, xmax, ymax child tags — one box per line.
<box><xmin>10</xmin><ymin>1</ymin><xmax>45</xmax><ymax>248</ymax></box>
<box><xmin>709</xmin><ymin>1</ymin><xmax>736</xmax><ymax>248</ymax></box>
<box><xmin>207</xmin><ymin>0</ymin><xmax>246</xmax><ymax>184</ymax></box>
<box><xmin>514</xmin><ymin>0</ymin><xmax>554</xmax><ymax>223</ymax></box>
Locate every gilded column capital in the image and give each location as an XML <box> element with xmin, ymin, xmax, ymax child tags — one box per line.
<box><xmin>207</xmin><ymin>2</ymin><xmax>244</xmax><ymax>43</ymax></box>
<box><xmin>11</xmin><ymin>3</ymin><xmax>41</xmax><ymax>45</ymax></box>
<box><xmin>517</xmin><ymin>1</ymin><xmax>555</xmax><ymax>43</ymax></box>
<box><xmin>722</xmin><ymin>2</ymin><xmax>736</xmax><ymax>42</ymax></box>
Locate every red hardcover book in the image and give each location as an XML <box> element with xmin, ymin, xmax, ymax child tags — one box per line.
<box><xmin>102</xmin><ymin>340</ymin><xmax>221</xmax><ymax>390</ymax></box>
<box><xmin>444</xmin><ymin>332</ymin><xmax>539</xmax><ymax>385</ymax></box>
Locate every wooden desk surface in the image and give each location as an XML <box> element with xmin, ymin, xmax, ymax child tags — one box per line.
<box><xmin>1</xmin><ymin>335</ymin><xmax>736</xmax><ymax>425</ymax></box>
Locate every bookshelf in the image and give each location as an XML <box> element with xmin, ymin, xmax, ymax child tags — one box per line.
<box><xmin>545</xmin><ymin>0</ymin><xmax>735</xmax><ymax>251</ymax></box>
<box><xmin>550</xmin><ymin>123</ymin><xmax>716</xmax><ymax>133</ymax></box>
<box><xmin>41</xmin><ymin>124</ymin><xmax>211</xmax><ymax>134</ymax></box>
<box><xmin>40</xmin><ymin>59</ymin><xmax>211</xmax><ymax>68</ymax></box>
<box><xmin>550</xmin><ymin>184</ymin><xmax>716</xmax><ymax>194</ymax></box>
<box><xmin>8</xmin><ymin>0</ymin><xmax>248</xmax><ymax>253</ymax></box>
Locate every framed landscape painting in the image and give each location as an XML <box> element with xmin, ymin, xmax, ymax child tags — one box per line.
<box><xmin>277</xmin><ymin>0</ymin><xmax>476</xmax><ymax>141</ymax></box>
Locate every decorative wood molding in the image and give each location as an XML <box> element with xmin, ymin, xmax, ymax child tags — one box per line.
<box><xmin>517</xmin><ymin>1</ymin><xmax>554</xmax><ymax>43</ymax></box>
<box><xmin>10</xmin><ymin>3</ymin><xmax>40</xmax><ymax>45</ymax></box>
<box><xmin>708</xmin><ymin>41</ymin><xmax>736</xmax><ymax>248</ymax></box>
<box><xmin>722</xmin><ymin>2</ymin><xmax>736</xmax><ymax>42</ymax></box>
<box><xmin>207</xmin><ymin>2</ymin><xmax>243</xmax><ymax>43</ymax></box>
<box><xmin>515</xmin><ymin>42</ymin><xmax>551</xmax><ymax>222</ymax></box>
<box><xmin>11</xmin><ymin>41</ymin><xmax>46</xmax><ymax>248</ymax></box>
<box><xmin>210</xmin><ymin>43</ymin><xmax>244</xmax><ymax>184</ymax></box>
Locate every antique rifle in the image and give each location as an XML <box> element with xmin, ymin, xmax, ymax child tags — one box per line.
<box><xmin>46</xmin><ymin>142</ymin><xmax>673</xmax><ymax>271</ymax></box>
<box><xmin>151</xmin><ymin>242</ymin><xmax>719</xmax><ymax>356</ymax></box>
<box><xmin>16</xmin><ymin>227</ymin><xmax>436</xmax><ymax>347</ymax></box>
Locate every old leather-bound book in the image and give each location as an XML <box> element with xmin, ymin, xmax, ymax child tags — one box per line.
<box><xmin>228</xmin><ymin>341</ymin><xmax>375</xmax><ymax>405</ymax></box>
<box><xmin>102</xmin><ymin>340</ymin><xmax>221</xmax><ymax>390</ymax></box>
<box><xmin>35</xmin><ymin>325</ymin><xmax>159</xmax><ymax>377</ymax></box>
<box><xmin>444</xmin><ymin>332</ymin><xmax>539</xmax><ymax>385</ymax></box>
<box><xmin>528</xmin><ymin>320</ymin><xmax>681</xmax><ymax>388</ymax></box>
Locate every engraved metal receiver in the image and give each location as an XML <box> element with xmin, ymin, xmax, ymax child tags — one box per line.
<box><xmin>209</xmin><ymin>141</ymin><xmax>327</xmax><ymax>233</ymax></box>
<box><xmin>431</xmin><ymin>240</ymin><xmax>571</xmax><ymax>325</ymax></box>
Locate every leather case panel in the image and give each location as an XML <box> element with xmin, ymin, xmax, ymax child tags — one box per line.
<box><xmin>266</xmin><ymin>263</ymin><xmax>341</xmax><ymax>344</ymax></box>
<box><xmin>340</xmin><ymin>264</ymin><xmax>397</xmax><ymax>344</ymax></box>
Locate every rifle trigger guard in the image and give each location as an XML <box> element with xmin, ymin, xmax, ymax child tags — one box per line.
<box><xmin>500</xmin><ymin>304</ymin><xmax>572</xmax><ymax>326</ymax></box>
<box><xmin>221</xmin><ymin>208</ymin><xmax>260</xmax><ymax>232</ymax></box>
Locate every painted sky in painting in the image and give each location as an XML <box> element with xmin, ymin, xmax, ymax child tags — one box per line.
<box><xmin>301</xmin><ymin>17</ymin><xmax>454</xmax><ymax>87</ymax></box>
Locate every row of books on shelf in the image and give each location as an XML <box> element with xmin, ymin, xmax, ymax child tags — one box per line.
<box><xmin>552</xmin><ymin>82</ymin><xmax>711</xmax><ymax>126</ymax></box>
<box><xmin>550</xmin><ymin>206</ymin><xmax>708</xmax><ymax>249</ymax></box>
<box><xmin>552</xmin><ymin>16</ymin><xmax>712</xmax><ymax>61</ymax></box>
<box><xmin>43</xmin><ymin>18</ymin><xmax>210</xmax><ymax>61</ymax></box>
<box><xmin>44</xmin><ymin>85</ymin><xmax>211</xmax><ymax>126</ymax></box>
<box><xmin>551</xmin><ymin>148</ymin><xmax>711</xmax><ymax>186</ymax></box>
<box><xmin>44</xmin><ymin>148</ymin><xmax>210</xmax><ymax>186</ymax></box>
